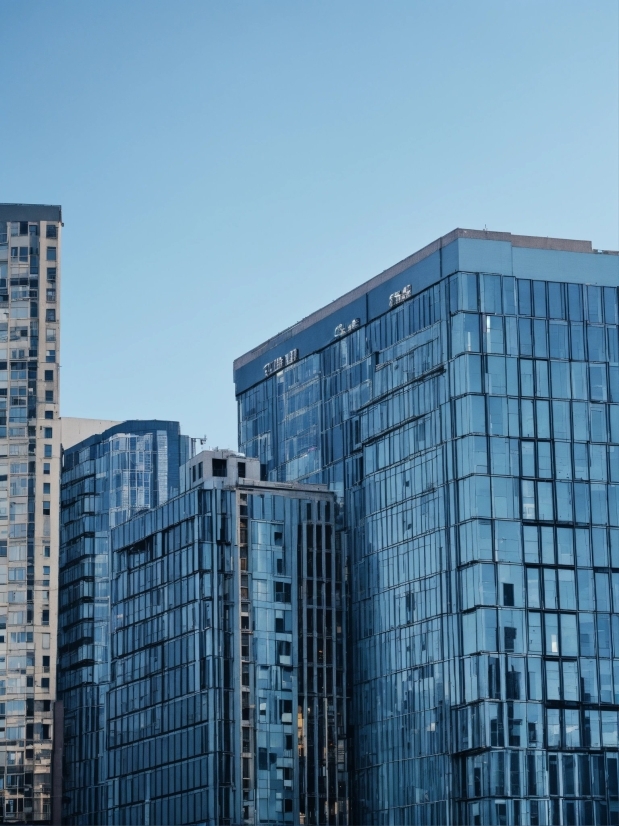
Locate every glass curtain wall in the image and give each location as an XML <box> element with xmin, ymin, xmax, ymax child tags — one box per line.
<box><xmin>58</xmin><ymin>421</ymin><xmax>186</xmax><ymax>825</ymax></box>
<box><xmin>107</xmin><ymin>482</ymin><xmax>347</xmax><ymax>826</ymax></box>
<box><xmin>238</xmin><ymin>272</ymin><xmax>619</xmax><ymax>825</ymax></box>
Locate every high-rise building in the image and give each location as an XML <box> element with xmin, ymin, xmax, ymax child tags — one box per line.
<box><xmin>107</xmin><ymin>449</ymin><xmax>347</xmax><ymax>826</ymax></box>
<box><xmin>57</xmin><ymin>419</ymin><xmax>191</xmax><ymax>825</ymax></box>
<box><xmin>0</xmin><ymin>204</ymin><xmax>62</xmax><ymax>823</ymax></box>
<box><xmin>234</xmin><ymin>229</ymin><xmax>619</xmax><ymax>825</ymax></box>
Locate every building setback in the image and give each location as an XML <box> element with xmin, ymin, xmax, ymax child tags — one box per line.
<box><xmin>234</xmin><ymin>229</ymin><xmax>619</xmax><ymax>825</ymax></box>
<box><xmin>0</xmin><ymin>205</ymin><xmax>62</xmax><ymax>823</ymax></box>
<box><xmin>107</xmin><ymin>450</ymin><xmax>348</xmax><ymax>826</ymax></box>
<box><xmin>57</xmin><ymin>419</ymin><xmax>191</xmax><ymax>825</ymax></box>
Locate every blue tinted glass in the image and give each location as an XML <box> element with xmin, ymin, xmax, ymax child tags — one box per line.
<box><xmin>517</xmin><ymin>279</ymin><xmax>531</xmax><ymax>315</ymax></box>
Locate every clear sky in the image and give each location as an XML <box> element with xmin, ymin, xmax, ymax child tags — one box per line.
<box><xmin>1</xmin><ymin>1</ymin><xmax>617</xmax><ymax>448</ymax></box>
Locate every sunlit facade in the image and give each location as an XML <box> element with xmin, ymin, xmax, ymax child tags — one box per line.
<box><xmin>234</xmin><ymin>229</ymin><xmax>619</xmax><ymax>825</ymax></box>
<box><xmin>0</xmin><ymin>205</ymin><xmax>62</xmax><ymax>823</ymax></box>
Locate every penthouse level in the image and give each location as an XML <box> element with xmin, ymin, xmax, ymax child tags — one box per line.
<box><xmin>233</xmin><ymin>229</ymin><xmax>619</xmax><ymax>395</ymax></box>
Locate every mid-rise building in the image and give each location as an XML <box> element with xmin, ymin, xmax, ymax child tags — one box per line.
<box><xmin>57</xmin><ymin>419</ymin><xmax>191</xmax><ymax>825</ymax></box>
<box><xmin>0</xmin><ymin>204</ymin><xmax>62</xmax><ymax>823</ymax></box>
<box><xmin>107</xmin><ymin>450</ymin><xmax>348</xmax><ymax>826</ymax></box>
<box><xmin>234</xmin><ymin>229</ymin><xmax>619</xmax><ymax>825</ymax></box>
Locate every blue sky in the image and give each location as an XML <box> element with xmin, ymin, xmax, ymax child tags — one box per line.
<box><xmin>1</xmin><ymin>2</ymin><xmax>617</xmax><ymax>447</ymax></box>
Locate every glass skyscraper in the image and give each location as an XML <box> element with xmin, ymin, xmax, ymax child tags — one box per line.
<box><xmin>234</xmin><ymin>229</ymin><xmax>619</xmax><ymax>825</ymax></box>
<box><xmin>0</xmin><ymin>204</ymin><xmax>62</xmax><ymax>823</ymax></box>
<box><xmin>107</xmin><ymin>450</ymin><xmax>347</xmax><ymax>826</ymax></box>
<box><xmin>57</xmin><ymin>419</ymin><xmax>190</xmax><ymax>825</ymax></box>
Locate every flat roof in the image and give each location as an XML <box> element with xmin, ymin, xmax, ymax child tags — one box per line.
<box><xmin>0</xmin><ymin>203</ymin><xmax>62</xmax><ymax>223</ymax></box>
<box><xmin>234</xmin><ymin>228</ymin><xmax>618</xmax><ymax>377</ymax></box>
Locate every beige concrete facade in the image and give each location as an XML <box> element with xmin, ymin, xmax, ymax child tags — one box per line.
<box><xmin>0</xmin><ymin>205</ymin><xmax>63</xmax><ymax>823</ymax></box>
<box><xmin>60</xmin><ymin>417</ymin><xmax>121</xmax><ymax>451</ymax></box>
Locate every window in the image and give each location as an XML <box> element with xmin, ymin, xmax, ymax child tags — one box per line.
<box><xmin>46</xmin><ymin>268</ymin><xmax>56</xmax><ymax>281</ymax></box>
<box><xmin>44</xmin><ymin>546</ymin><xmax>50</xmax><ymax>557</ymax></box>
<box><xmin>44</xmin><ymin>371</ymin><xmax>53</xmax><ymax>382</ymax></box>
<box><xmin>45</xmin><ymin>225</ymin><xmax>57</xmax><ymax>240</ymax></box>
<box><xmin>42</xmin><ymin>502</ymin><xmax>50</xmax><ymax>515</ymax></box>
<box><xmin>44</xmin><ymin>391</ymin><xmax>53</xmax><ymax>403</ymax></box>
<box><xmin>41</xmin><ymin>678</ymin><xmax>49</xmax><ymax>691</ymax></box>
<box><xmin>279</xmin><ymin>698</ymin><xmax>293</xmax><ymax>721</ymax></box>
<box><xmin>212</xmin><ymin>458</ymin><xmax>227</xmax><ymax>477</ymax></box>
<box><xmin>277</xmin><ymin>640</ymin><xmax>291</xmax><ymax>664</ymax></box>
<box><xmin>18</xmin><ymin>247</ymin><xmax>28</xmax><ymax>262</ymax></box>
<box><xmin>275</xmin><ymin>581</ymin><xmax>291</xmax><ymax>602</ymax></box>
<box><xmin>10</xmin><ymin>286</ymin><xmax>28</xmax><ymax>301</ymax></box>
<box><xmin>44</xmin><ymin>428</ymin><xmax>52</xmax><ymax>438</ymax></box>
<box><xmin>45</xmin><ymin>248</ymin><xmax>56</xmax><ymax>262</ymax></box>
<box><xmin>44</xmin><ymin>411</ymin><xmax>53</xmax><ymax>420</ymax></box>
<box><xmin>238</xmin><ymin>461</ymin><xmax>246</xmax><ymax>478</ymax></box>
<box><xmin>43</xmin><ymin>463</ymin><xmax>50</xmax><ymax>475</ymax></box>
<box><xmin>45</xmin><ymin>350</ymin><xmax>55</xmax><ymax>363</ymax></box>
<box><xmin>44</xmin><ymin>310</ymin><xmax>55</xmax><ymax>322</ymax></box>
<box><xmin>19</xmin><ymin>222</ymin><xmax>28</xmax><ymax>236</ymax></box>
<box><xmin>41</xmin><ymin>610</ymin><xmax>49</xmax><ymax>625</ymax></box>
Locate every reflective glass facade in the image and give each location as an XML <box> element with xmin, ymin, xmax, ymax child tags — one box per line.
<box><xmin>58</xmin><ymin>420</ymin><xmax>189</xmax><ymax>825</ymax></box>
<box><xmin>108</xmin><ymin>453</ymin><xmax>347</xmax><ymax>826</ymax></box>
<box><xmin>0</xmin><ymin>205</ymin><xmax>62</xmax><ymax>824</ymax></box>
<box><xmin>234</xmin><ymin>231</ymin><xmax>619</xmax><ymax>824</ymax></box>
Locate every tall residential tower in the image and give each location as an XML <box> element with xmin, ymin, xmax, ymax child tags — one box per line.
<box><xmin>234</xmin><ymin>229</ymin><xmax>619</xmax><ymax>825</ymax></box>
<box><xmin>58</xmin><ymin>419</ymin><xmax>191</xmax><ymax>825</ymax></box>
<box><xmin>0</xmin><ymin>204</ymin><xmax>62</xmax><ymax>823</ymax></box>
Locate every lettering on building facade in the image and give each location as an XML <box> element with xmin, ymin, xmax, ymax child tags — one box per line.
<box><xmin>264</xmin><ymin>348</ymin><xmax>299</xmax><ymax>376</ymax></box>
<box><xmin>389</xmin><ymin>284</ymin><xmax>412</xmax><ymax>307</ymax></box>
<box><xmin>334</xmin><ymin>318</ymin><xmax>361</xmax><ymax>338</ymax></box>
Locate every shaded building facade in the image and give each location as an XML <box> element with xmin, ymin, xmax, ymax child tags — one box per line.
<box><xmin>58</xmin><ymin>419</ymin><xmax>190</xmax><ymax>824</ymax></box>
<box><xmin>107</xmin><ymin>450</ymin><xmax>347</xmax><ymax>826</ymax></box>
<box><xmin>234</xmin><ymin>230</ymin><xmax>619</xmax><ymax>825</ymax></box>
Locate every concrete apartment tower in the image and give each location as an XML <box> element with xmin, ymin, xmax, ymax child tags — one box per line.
<box><xmin>0</xmin><ymin>205</ymin><xmax>62</xmax><ymax>823</ymax></box>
